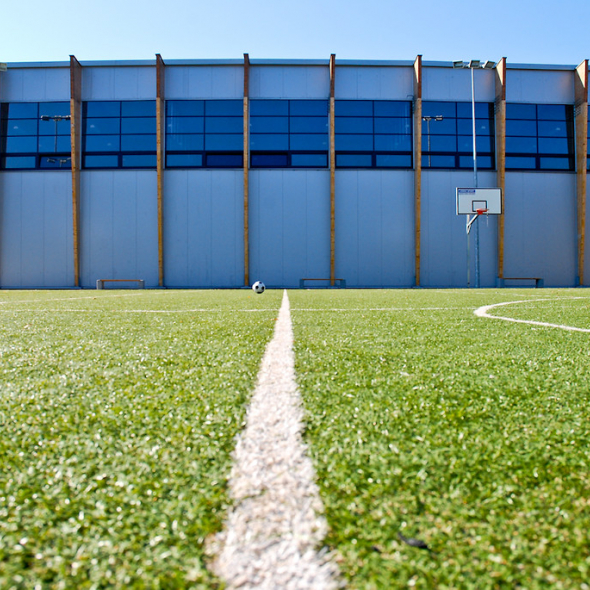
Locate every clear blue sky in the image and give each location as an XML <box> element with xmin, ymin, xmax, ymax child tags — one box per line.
<box><xmin>2</xmin><ymin>0</ymin><xmax>588</xmax><ymax>66</ymax></box>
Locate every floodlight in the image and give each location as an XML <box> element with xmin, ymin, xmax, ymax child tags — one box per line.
<box><xmin>40</xmin><ymin>115</ymin><xmax>51</xmax><ymax>121</ymax></box>
<box><xmin>483</xmin><ymin>60</ymin><xmax>496</xmax><ymax>69</ymax></box>
<box><xmin>453</xmin><ymin>60</ymin><xmax>465</xmax><ymax>68</ymax></box>
<box><xmin>469</xmin><ymin>60</ymin><xmax>481</xmax><ymax>68</ymax></box>
<box><xmin>0</xmin><ymin>63</ymin><xmax>7</xmax><ymax>72</ymax></box>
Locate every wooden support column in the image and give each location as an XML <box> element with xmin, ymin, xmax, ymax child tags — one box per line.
<box><xmin>329</xmin><ymin>54</ymin><xmax>336</xmax><ymax>286</ymax></box>
<box><xmin>575</xmin><ymin>60</ymin><xmax>589</xmax><ymax>285</ymax></box>
<box><xmin>156</xmin><ymin>54</ymin><xmax>165</xmax><ymax>287</ymax></box>
<box><xmin>413</xmin><ymin>55</ymin><xmax>422</xmax><ymax>287</ymax></box>
<box><xmin>494</xmin><ymin>57</ymin><xmax>507</xmax><ymax>280</ymax></box>
<box><xmin>70</xmin><ymin>56</ymin><xmax>82</xmax><ymax>287</ymax></box>
<box><xmin>243</xmin><ymin>53</ymin><xmax>250</xmax><ymax>287</ymax></box>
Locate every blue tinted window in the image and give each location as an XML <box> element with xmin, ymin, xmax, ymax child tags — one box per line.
<box><xmin>422</xmin><ymin>118</ymin><xmax>456</xmax><ymax>135</ymax></box>
<box><xmin>250</xmin><ymin>100</ymin><xmax>288</xmax><ymax>116</ymax></box>
<box><xmin>374</xmin><ymin>135</ymin><xmax>412</xmax><ymax>151</ymax></box>
<box><xmin>39</xmin><ymin>118</ymin><xmax>71</xmax><ymax>136</ymax></box>
<box><xmin>457</xmin><ymin>135</ymin><xmax>494</xmax><ymax>153</ymax></box>
<box><xmin>206</xmin><ymin>117</ymin><xmax>243</xmax><ymax>133</ymax></box>
<box><xmin>121</xmin><ymin>117</ymin><xmax>156</xmax><ymax>134</ymax></box>
<box><xmin>290</xmin><ymin>117</ymin><xmax>328</xmax><ymax>133</ymax></box>
<box><xmin>250</xmin><ymin>134</ymin><xmax>289</xmax><ymax>151</ymax></box>
<box><xmin>3</xmin><ymin>156</ymin><xmax>36</xmax><ymax>168</ymax></box>
<box><xmin>539</xmin><ymin>157</ymin><xmax>572</xmax><ymax>170</ymax></box>
<box><xmin>337</xmin><ymin>101</ymin><xmax>373</xmax><ymax>116</ymax></box>
<box><xmin>506</xmin><ymin>156</ymin><xmax>536</xmax><ymax>169</ymax></box>
<box><xmin>537</xmin><ymin>105</ymin><xmax>572</xmax><ymax>120</ymax></box>
<box><xmin>85</xmin><ymin>135</ymin><xmax>120</xmax><ymax>152</ymax></box>
<box><xmin>206</xmin><ymin>101</ymin><xmax>242</xmax><ymax>116</ymax></box>
<box><xmin>506</xmin><ymin>137</ymin><xmax>537</xmax><ymax>153</ymax></box>
<box><xmin>250</xmin><ymin>117</ymin><xmax>289</xmax><ymax>133</ymax></box>
<box><xmin>166</xmin><ymin>101</ymin><xmax>204</xmax><ymax>117</ymax></box>
<box><xmin>291</xmin><ymin>153</ymin><xmax>328</xmax><ymax>167</ymax></box>
<box><xmin>38</xmin><ymin>135</ymin><xmax>71</xmax><ymax>153</ymax></box>
<box><xmin>251</xmin><ymin>153</ymin><xmax>289</xmax><ymax>167</ymax></box>
<box><xmin>538</xmin><ymin>137</ymin><xmax>571</xmax><ymax>154</ymax></box>
<box><xmin>456</xmin><ymin>119</ymin><xmax>492</xmax><ymax>136</ymax></box>
<box><xmin>337</xmin><ymin>154</ymin><xmax>372</xmax><ymax>167</ymax></box>
<box><xmin>537</xmin><ymin>120</ymin><xmax>570</xmax><ymax>137</ymax></box>
<box><xmin>7</xmin><ymin>103</ymin><xmax>38</xmax><ymax>118</ymax></box>
<box><xmin>374</xmin><ymin>101</ymin><xmax>411</xmax><ymax>117</ymax></box>
<box><xmin>6</xmin><ymin>120</ymin><xmax>37</xmax><ymax>136</ymax></box>
<box><xmin>166</xmin><ymin>134</ymin><xmax>204</xmax><ymax>151</ymax></box>
<box><xmin>336</xmin><ymin>117</ymin><xmax>373</xmax><ymax>133</ymax></box>
<box><xmin>374</xmin><ymin>118</ymin><xmax>411</xmax><ymax>134</ymax></box>
<box><xmin>39</xmin><ymin>102</ymin><xmax>70</xmax><ymax>117</ymax></box>
<box><xmin>290</xmin><ymin>134</ymin><xmax>328</xmax><ymax>151</ymax></box>
<box><xmin>166</xmin><ymin>117</ymin><xmax>204</xmax><ymax>134</ymax></box>
<box><xmin>376</xmin><ymin>154</ymin><xmax>412</xmax><ymax>167</ymax></box>
<box><xmin>456</xmin><ymin>103</ymin><xmax>492</xmax><ymax>118</ymax></box>
<box><xmin>336</xmin><ymin>134</ymin><xmax>373</xmax><ymax>151</ymax></box>
<box><xmin>290</xmin><ymin>101</ymin><xmax>328</xmax><ymax>116</ymax></box>
<box><xmin>428</xmin><ymin>135</ymin><xmax>457</xmax><ymax>152</ymax></box>
<box><xmin>423</xmin><ymin>102</ymin><xmax>456</xmax><ymax>118</ymax></box>
<box><xmin>84</xmin><ymin>155</ymin><xmax>119</xmax><ymax>168</ymax></box>
<box><xmin>5</xmin><ymin>136</ymin><xmax>37</xmax><ymax>153</ymax></box>
<box><xmin>85</xmin><ymin>118</ymin><xmax>121</xmax><ymax>135</ymax></box>
<box><xmin>205</xmin><ymin>134</ymin><xmax>243</xmax><ymax>151</ymax></box>
<box><xmin>506</xmin><ymin>104</ymin><xmax>536</xmax><ymax>119</ymax></box>
<box><xmin>422</xmin><ymin>154</ymin><xmax>456</xmax><ymax>168</ymax></box>
<box><xmin>166</xmin><ymin>154</ymin><xmax>203</xmax><ymax>167</ymax></box>
<box><xmin>122</xmin><ymin>154</ymin><xmax>157</xmax><ymax>168</ymax></box>
<box><xmin>506</xmin><ymin>120</ymin><xmax>537</xmax><ymax>136</ymax></box>
<box><xmin>121</xmin><ymin>101</ymin><xmax>156</xmax><ymax>117</ymax></box>
<box><xmin>85</xmin><ymin>102</ymin><xmax>120</xmax><ymax>117</ymax></box>
<box><xmin>205</xmin><ymin>153</ymin><xmax>242</xmax><ymax>167</ymax></box>
<box><xmin>121</xmin><ymin>135</ymin><xmax>157</xmax><ymax>151</ymax></box>
<box><xmin>459</xmin><ymin>155</ymin><xmax>493</xmax><ymax>169</ymax></box>
<box><xmin>40</xmin><ymin>156</ymin><xmax>71</xmax><ymax>169</ymax></box>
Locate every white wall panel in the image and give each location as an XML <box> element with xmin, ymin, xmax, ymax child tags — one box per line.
<box><xmin>0</xmin><ymin>172</ymin><xmax>73</xmax><ymax>287</ymax></box>
<box><xmin>82</xmin><ymin>66</ymin><xmax>156</xmax><ymax>100</ymax></box>
<box><xmin>0</xmin><ymin>68</ymin><xmax>70</xmax><ymax>101</ymax></box>
<box><xmin>507</xmin><ymin>70</ymin><xmax>574</xmax><ymax>103</ymax></box>
<box><xmin>336</xmin><ymin>67</ymin><xmax>413</xmax><ymax>99</ymax></box>
<box><xmin>335</xmin><ymin>170</ymin><xmax>414</xmax><ymax>286</ymax></box>
<box><xmin>250</xmin><ymin>66</ymin><xmax>330</xmax><ymax>98</ymax></box>
<box><xmin>250</xmin><ymin>170</ymin><xmax>330</xmax><ymax>287</ymax></box>
<box><xmin>163</xmin><ymin>170</ymin><xmax>243</xmax><ymax>287</ymax></box>
<box><xmin>80</xmin><ymin>171</ymin><xmax>158</xmax><ymax>287</ymax></box>
<box><xmin>165</xmin><ymin>66</ymin><xmax>243</xmax><ymax>99</ymax></box>
<box><xmin>423</xmin><ymin>67</ymin><xmax>496</xmax><ymax>102</ymax></box>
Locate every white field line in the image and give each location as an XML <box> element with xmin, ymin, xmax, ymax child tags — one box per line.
<box><xmin>211</xmin><ymin>290</ymin><xmax>339</xmax><ymax>590</ymax></box>
<box><xmin>0</xmin><ymin>308</ymin><xmax>275</xmax><ymax>313</ymax></box>
<box><xmin>0</xmin><ymin>291</ymin><xmax>169</xmax><ymax>306</ymax></box>
<box><xmin>475</xmin><ymin>297</ymin><xmax>590</xmax><ymax>332</ymax></box>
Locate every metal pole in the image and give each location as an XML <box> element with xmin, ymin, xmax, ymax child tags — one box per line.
<box><xmin>471</xmin><ymin>66</ymin><xmax>481</xmax><ymax>288</ymax></box>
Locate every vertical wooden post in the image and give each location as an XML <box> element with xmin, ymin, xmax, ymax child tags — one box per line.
<box><xmin>413</xmin><ymin>55</ymin><xmax>422</xmax><ymax>287</ymax></box>
<box><xmin>70</xmin><ymin>56</ymin><xmax>82</xmax><ymax>287</ymax></box>
<box><xmin>243</xmin><ymin>53</ymin><xmax>250</xmax><ymax>287</ymax></box>
<box><xmin>156</xmin><ymin>54</ymin><xmax>165</xmax><ymax>287</ymax></box>
<box><xmin>575</xmin><ymin>59</ymin><xmax>589</xmax><ymax>286</ymax></box>
<box><xmin>495</xmin><ymin>57</ymin><xmax>507</xmax><ymax>281</ymax></box>
<box><xmin>329</xmin><ymin>54</ymin><xmax>336</xmax><ymax>286</ymax></box>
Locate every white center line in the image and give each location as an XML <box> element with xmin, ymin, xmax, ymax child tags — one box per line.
<box><xmin>210</xmin><ymin>290</ymin><xmax>339</xmax><ymax>589</ymax></box>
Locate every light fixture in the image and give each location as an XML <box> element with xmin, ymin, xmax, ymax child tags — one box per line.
<box><xmin>469</xmin><ymin>59</ymin><xmax>481</xmax><ymax>68</ymax></box>
<box><xmin>453</xmin><ymin>60</ymin><xmax>465</xmax><ymax>68</ymax></box>
<box><xmin>0</xmin><ymin>63</ymin><xmax>7</xmax><ymax>72</ymax></box>
<box><xmin>483</xmin><ymin>60</ymin><xmax>496</xmax><ymax>69</ymax></box>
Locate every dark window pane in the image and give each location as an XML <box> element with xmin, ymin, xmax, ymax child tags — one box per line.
<box><xmin>121</xmin><ymin>135</ymin><xmax>157</xmax><ymax>151</ymax></box>
<box><xmin>422</xmin><ymin>154</ymin><xmax>456</xmax><ymax>168</ymax></box>
<box><xmin>85</xmin><ymin>102</ymin><xmax>120</xmax><ymax>117</ymax></box>
<box><xmin>506</xmin><ymin>156</ymin><xmax>536</xmax><ymax>169</ymax></box>
<box><xmin>374</xmin><ymin>135</ymin><xmax>412</xmax><ymax>151</ymax></box>
<box><xmin>250</xmin><ymin>116</ymin><xmax>289</xmax><ymax>133</ymax></box>
<box><xmin>38</xmin><ymin>135</ymin><xmax>71</xmax><ymax>153</ymax></box>
<box><xmin>336</xmin><ymin>101</ymin><xmax>373</xmax><ymax>116</ymax></box>
<box><xmin>121</xmin><ymin>101</ymin><xmax>156</xmax><ymax>117</ymax></box>
<box><xmin>539</xmin><ymin>156</ymin><xmax>573</xmax><ymax>170</ymax></box>
<box><xmin>538</xmin><ymin>137</ymin><xmax>571</xmax><ymax>154</ymax></box>
<box><xmin>506</xmin><ymin>120</ymin><xmax>537</xmax><ymax>136</ymax></box>
<box><xmin>205</xmin><ymin>153</ymin><xmax>242</xmax><ymax>167</ymax></box>
<box><xmin>335</xmin><ymin>134</ymin><xmax>373</xmax><ymax>151</ymax></box>
<box><xmin>166</xmin><ymin>117</ymin><xmax>204</xmax><ymax>134</ymax></box>
<box><xmin>336</xmin><ymin>117</ymin><xmax>373</xmax><ymax>133</ymax></box>
<box><xmin>250</xmin><ymin>100</ymin><xmax>289</xmax><ymax>116</ymax></box>
<box><xmin>250</xmin><ymin>134</ymin><xmax>289</xmax><ymax>150</ymax></box>
<box><xmin>39</xmin><ymin>118</ymin><xmax>71</xmax><ymax>136</ymax></box>
<box><xmin>7</xmin><ymin>103</ymin><xmax>38</xmax><ymax>118</ymax></box>
<box><xmin>290</xmin><ymin>134</ymin><xmax>328</xmax><ymax>150</ymax></box>
<box><xmin>85</xmin><ymin>118</ymin><xmax>121</xmax><ymax>134</ymax></box>
<box><xmin>456</xmin><ymin>102</ymin><xmax>492</xmax><ymax>118</ymax></box>
<box><xmin>3</xmin><ymin>156</ymin><xmax>36</xmax><ymax>168</ymax></box>
<box><xmin>5</xmin><ymin>136</ymin><xmax>37</xmax><ymax>153</ymax></box>
<box><xmin>457</xmin><ymin>118</ymin><xmax>492</xmax><ymax>136</ymax></box>
<box><xmin>166</xmin><ymin>134</ymin><xmax>204</xmax><ymax>151</ymax></box>
<box><xmin>537</xmin><ymin>104</ymin><xmax>571</xmax><ymax>120</ymax></box>
<box><xmin>166</xmin><ymin>101</ymin><xmax>204</xmax><ymax>117</ymax></box>
<box><xmin>39</xmin><ymin>102</ymin><xmax>70</xmax><ymax>117</ymax></box>
<box><xmin>121</xmin><ymin>117</ymin><xmax>156</xmax><ymax>134</ymax></box>
<box><xmin>122</xmin><ymin>154</ymin><xmax>157</xmax><ymax>168</ymax></box>
<box><xmin>374</xmin><ymin>117</ymin><xmax>412</xmax><ymax>134</ymax></box>
<box><xmin>40</xmin><ymin>155</ymin><xmax>71</xmax><ymax>169</ymax></box>
<box><xmin>251</xmin><ymin>153</ymin><xmax>289</xmax><ymax>167</ymax></box>
<box><xmin>290</xmin><ymin>101</ymin><xmax>328</xmax><ymax>116</ymax></box>
<box><xmin>537</xmin><ymin>120</ymin><xmax>570</xmax><ymax>137</ymax></box>
<box><xmin>459</xmin><ymin>155</ymin><xmax>493</xmax><ymax>169</ymax></box>
<box><xmin>374</xmin><ymin>101</ymin><xmax>411</xmax><ymax>117</ymax></box>
<box><xmin>85</xmin><ymin>135</ymin><xmax>120</xmax><ymax>152</ymax></box>
<box><xmin>426</xmin><ymin>135</ymin><xmax>457</xmax><ymax>152</ymax></box>
<box><xmin>422</xmin><ymin>102</ymin><xmax>456</xmax><ymax>118</ymax></box>
<box><xmin>336</xmin><ymin>153</ymin><xmax>373</xmax><ymax>167</ymax></box>
<box><xmin>166</xmin><ymin>153</ymin><xmax>203</xmax><ymax>167</ymax></box>
<box><xmin>289</xmin><ymin>117</ymin><xmax>328</xmax><ymax>133</ymax></box>
<box><xmin>506</xmin><ymin>103</ymin><xmax>536</xmax><ymax>119</ymax></box>
<box><xmin>84</xmin><ymin>155</ymin><xmax>119</xmax><ymax>168</ymax></box>
<box><xmin>205</xmin><ymin>134</ymin><xmax>243</xmax><ymax>151</ymax></box>
<box><xmin>291</xmin><ymin>153</ymin><xmax>328</xmax><ymax>167</ymax></box>
<box><xmin>6</xmin><ymin>119</ymin><xmax>37</xmax><ymax>136</ymax></box>
<box><xmin>206</xmin><ymin>117</ymin><xmax>243</xmax><ymax>133</ymax></box>
<box><xmin>506</xmin><ymin>136</ymin><xmax>537</xmax><ymax>153</ymax></box>
<box><xmin>376</xmin><ymin>154</ymin><xmax>412</xmax><ymax>167</ymax></box>
<box><xmin>205</xmin><ymin>100</ymin><xmax>242</xmax><ymax>116</ymax></box>
<box><xmin>457</xmin><ymin>135</ymin><xmax>494</xmax><ymax>152</ymax></box>
<box><xmin>422</xmin><ymin>117</ymin><xmax>455</xmax><ymax>134</ymax></box>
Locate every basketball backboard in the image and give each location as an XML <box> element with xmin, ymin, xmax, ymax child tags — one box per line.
<box><xmin>456</xmin><ymin>188</ymin><xmax>502</xmax><ymax>215</ymax></box>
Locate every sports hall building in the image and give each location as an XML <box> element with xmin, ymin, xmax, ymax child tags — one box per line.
<box><xmin>0</xmin><ymin>55</ymin><xmax>588</xmax><ymax>289</ymax></box>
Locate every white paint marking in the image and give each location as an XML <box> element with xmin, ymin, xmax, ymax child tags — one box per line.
<box><xmin>211</xmin><ymin>290</ymin><xmax>339</xmax><ymax>590</ymax></box>
<box><xmin>475</xmin><ymin>297</ymin><xmax>590</xmax><ymax>332</ymax></box>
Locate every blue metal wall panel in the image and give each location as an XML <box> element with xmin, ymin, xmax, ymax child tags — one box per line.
<box><xmin>250</xmin><ymin>66</ymin><xmax>330</xmax><ymax>98</ymax></box>
<box><xmin>249</xmin><ymin>171</ymin><xmax>330</xmax><ymax>287</ymax></box>
<box><xmin>165</xmin><ymin>66</ymin><xmax>244</xmax><ymax>99</ymax></box>
<box><xmin>0</xmin><ymin>67</ymin><xmax>70</xmax><ymax>101</ymax></box>
<box><xmin>423</xmin><ymin>67</ymin><xmax>496</xmax><ymax>102</ymax></box>
<box><xmin>421</xmin><ymin>171</ymin><xmax>498</xmax><ymax>287</ymax></box>
<box><xmin>163</xmin><ymin>170</ymin><xmax>243</xmax><ymax>287</ymax></box>
<box><xmin>585</xmin><ymin>183</ymin><xmax>590</xmax><ymax>286</ymax></box>
<box><xmin>0</xmin><ymin>172</ymin><xmax>73</xmax><ymax>287</ymax></box>
<box><xmin>80</xmin><ymin>171</ymin><xmax>158</xmax><ymax>287</ymax></box>
<box><xmin>336</xmin><ymin>67</ymin><xmax>413</xmax><ymax>100</ymax></box>
<box><xmin>506</xmin><ymin>70</ymin><xmax>574</xmax><ymax>103</ymax></box>
<box><xmin>335</xmin><ymin>170</ymin><xmax>414</xmax><ymax>287</ymax></box>
<box><xmin>82</xmin><ymin>66</ymin><xmax>156</xmax><ymax>100</ymax></box>
<box><xmin>504</xmin><ymin>173</ymin><xmax>576</xmax><ymax>286</ymax></box>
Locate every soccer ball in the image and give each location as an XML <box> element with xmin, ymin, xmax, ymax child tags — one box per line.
<box><xmin>252</xmin><ymin>281</ymin><xmax>265</xmax><ymax>294</ymax></box>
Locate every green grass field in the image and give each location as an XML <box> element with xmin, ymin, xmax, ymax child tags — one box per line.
<box><xmin>1</xmin><ymin>288</ymin><xmax>590</xmax><ymax>589</ymax></box>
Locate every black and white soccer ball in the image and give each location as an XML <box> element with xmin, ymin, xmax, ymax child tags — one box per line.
<box><xmin>252</xmin><ymin>281</ymin><xmax>266</xmax><ymax>294</ymax></box>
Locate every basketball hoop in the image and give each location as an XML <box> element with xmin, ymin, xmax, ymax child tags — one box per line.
<box><xmin>476</xmin><ymin>208</ymin><xmax>488</xmax><ymax>216</ymax></box>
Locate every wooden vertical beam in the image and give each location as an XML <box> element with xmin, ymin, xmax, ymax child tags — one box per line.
<box><xmin>243</xmin><ymin>53</ymin><xmax>250</xmax><ymax>287</ymax></box>
<box><xmin>70</xmin><ymin>56</ymin><xmax>82</xmax><ymax>287</ymax></box>
<box><xmin>413</xmin><ymin>55</ymin><xmax>422</xmax><ymax>287</ymax></box>
<box><xmin>156</xmin><ymin>54</ymin><xmax>165</xmax><ymax>287</ymax></box>
<box><xmin>575</xmin><ymin>59</ymin><xmax>589</xmax><ymax>285</ymax></box>
<box><xmin>495</xmin><ymin>57</ymin><xmax>507</xmax><ymax>280</ymax></box>
<box><xmin>329</xmin><ymin>54</ymin><xmax>336</xmax><ymax>286</ymax></box>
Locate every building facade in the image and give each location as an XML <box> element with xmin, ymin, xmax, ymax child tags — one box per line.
<box><xmin>0</xmin><ymin>56</ymin><xmax>588</xmax><ymax>288</ymax></box>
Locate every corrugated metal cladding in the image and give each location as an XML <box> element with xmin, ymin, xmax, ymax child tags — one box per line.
<box><xmin>0</xmin><ymin>58</ymin><xmax>588</xmax><ymax>288</ymax></box>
